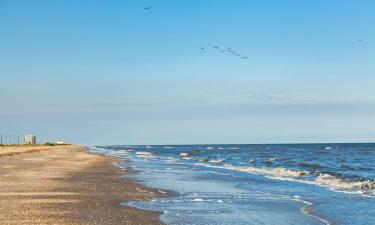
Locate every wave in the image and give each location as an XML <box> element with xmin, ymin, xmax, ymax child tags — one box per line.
<box><xmin>182</xmin><ymin>157</ymin><xmax>193</xmax><ymax>160</ymax></box>
<box><xmin>135</xmin><ymin>151</ymin><xmax>155</xmax><ymax>158</ymax></box>
<box><xmin>314</xmin><ymin>174</ymin><xmax>375</xmax><ymax>194</ymax></box>
<box><xmin>292</xmin><ymin>196</ymin><xmax>332</xmax><ymax>225</ymax></box>
<box><xmin>208</xmin><ymin>159</ymin><xmax>224</xmax><ymax>163</ymax></box>
<box><xmin>267</xmin><ymin>157</ymin><xmax>282</xmax><ymax>161</ymax></box>
<box><xmin>90</xmin><ymin>146</ymin><xmax>108</xmax><ymax>152</ymax></box>
<box><xmin>113</xmin><ymin>149</ymin><xmax>131</xmax><ymax>154</ymax></box>
<box><xmin>191</xmin><ymin>198</ymin><xmax>205</xmax><ymax>202</ymax></box>
<box><xmin>195</xmin><ymin>163</ymin><xmax>375</xmax><ymax>196</ymax></box>
<box><xmin>222</xmin><ymin>164</ymin><xmax>309</xmax><ymax>177</ymax></box>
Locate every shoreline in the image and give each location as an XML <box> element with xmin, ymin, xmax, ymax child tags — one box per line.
<box><xmin>0</xmin><ymin>145</ymin><xmax>169</xmax><ymax>224</ymax></box>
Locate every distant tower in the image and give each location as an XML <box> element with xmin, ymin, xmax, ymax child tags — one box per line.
<box><xmin>24</xmin><ymin>135</ymin><xmax>37</xmax><ymax>145</ymax></box>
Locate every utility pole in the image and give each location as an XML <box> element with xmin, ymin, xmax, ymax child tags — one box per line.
<box><xmin>0</xmin><ymin>132</ymin><xmax>2</xmax><ymax>145</ymax></box>
<box><xmin>18</xmin><ymin>136</ymin><xmax>20</xmax><ymax>145</ymax></box>
<box><xmin>9</xmin><ymin>135</ymin><xmax>12</xmax><ymax>145</ymax></box>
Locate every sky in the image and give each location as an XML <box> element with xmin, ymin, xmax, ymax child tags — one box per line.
<box><xmin>0</xmin><ymin>0</ymin><xmax>374</xmax><ymax>145</ymax></box>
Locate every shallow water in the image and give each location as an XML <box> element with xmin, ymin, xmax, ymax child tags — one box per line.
<box><xmin>90</xmin><ymin>143</ymin><xmax>375</xmax><ymax>225</ymax></box>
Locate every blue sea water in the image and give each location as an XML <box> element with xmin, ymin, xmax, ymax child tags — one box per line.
<box><xmin>90</xmin><ymin>144</ymin><xmax>375</xmax><ymax>225</ymax></box>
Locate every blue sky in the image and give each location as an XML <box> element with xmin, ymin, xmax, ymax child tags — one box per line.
<box><xmin>0</xmin><ymin>0</ymin><xmax>374</xmax><ymax>145</ymax></box>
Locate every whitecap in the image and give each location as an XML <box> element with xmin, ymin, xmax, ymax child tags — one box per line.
<box><xmin>208</xmin><ymin>159</ymin><xmax>224</xmax><ymax>163</ymax></box>
<box><xmin>222</xmin><ymin>164</ymin><xmax>309</xmax><ymax>178</ymax></box>
<box><xmin>135</xmin><ymin>151</ymin><xmax>155</xmax><ymax>158</ymax></box>
<box><xmin>267</xmin><ymin>157</ymin><xmax>281</xmax><ymax>161</ymax></box>
<box><xmin>158</xmin><ymin>190</ymin><xmax>167</xmax><ymax>194</ymax></box>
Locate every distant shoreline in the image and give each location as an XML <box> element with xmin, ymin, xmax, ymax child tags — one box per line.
<box><xmin>0</xmin><ymin>145</ymin><xmax>168</xmax><ymax>224</ymax></box>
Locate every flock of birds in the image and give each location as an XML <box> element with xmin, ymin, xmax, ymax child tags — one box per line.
<box><xmin>143</xmin><ymin>6</ymin><xmax>364</xmax><ymax>61</ymax></box>
<box><xmin>201</xmin><ymin>46</ymin><xmax>248</xmax><ymax>59</ymax></box>
<box><xmin>144</xmin><ymin>5</ymin><xmax>248</xmax><ymax>60</ymax></box>
<box><xmin>143</xmin><ymin>6</ymin><xmax>248</xmax><ymax>59</ymax></box>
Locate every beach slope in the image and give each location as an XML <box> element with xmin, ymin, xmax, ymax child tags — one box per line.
<box><xmin>0</xmin><ymin>145</ymin><xmax>164</xmax><ymax>225</ymax></box>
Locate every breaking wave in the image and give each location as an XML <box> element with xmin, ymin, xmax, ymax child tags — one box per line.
<box><xmin>195</xmin><ymin>163</ymin><xmax>375</xmax><ymax>196</ymax></box>
<box><xmin>135</xmin><ymin>151</ymin><xmax>155</xmax><ymax>158</ymax></box>
<box><xmin>314</xmin><ymin>174</ymin><xmax>375</xmax><ymax>195</ymax></box>
<box><xmin>221</xmin><ymin>164</ymin><xmax>309</xmax><ymax>177</ymax></box>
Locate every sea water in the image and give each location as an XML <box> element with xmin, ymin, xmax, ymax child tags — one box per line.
<box><xmin>89</xmin><ymin>143</ymin><xmax>375</xmax><ymax>225</ymax></box>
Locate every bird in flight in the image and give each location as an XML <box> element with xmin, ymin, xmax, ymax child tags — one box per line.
<box><xmin>200</xmin><ymin>47</ymin><xmax>205</xmax><ymax>50</ymax></box>
<box><xmin>358</xmin><ymin>39</ymin><xmax>363</xmax><ymax>43</ymax></box>
<box><xmin>144</xmin><ymin>6</ymin><xmax>152</xmax><ymax>10</ymax></box>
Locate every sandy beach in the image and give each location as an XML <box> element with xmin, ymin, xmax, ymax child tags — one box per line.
<box><xmin>0</xmin><ymin>145</ymin><xmax>166</xmax><ymax>225</ymax></box>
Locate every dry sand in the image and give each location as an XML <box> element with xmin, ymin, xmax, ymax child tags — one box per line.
<box><xmin>0</xmin><ymin>145</ymin><xmax>167</xmax><ymax>225</ymax></box>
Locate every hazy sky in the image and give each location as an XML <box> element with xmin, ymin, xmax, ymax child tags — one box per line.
<box><xmin>0</xmin><ymin>0</ymin><xmax>374</xmax><ymax>145</ymax></box>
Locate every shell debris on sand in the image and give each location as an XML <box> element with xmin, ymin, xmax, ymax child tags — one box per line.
<box><xmin>0</xmin><ymin>145</ymin><xmax>167</xmax><ymax>225</ymax></box>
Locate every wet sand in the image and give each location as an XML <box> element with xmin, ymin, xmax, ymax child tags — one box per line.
<box><xmin>0</xmin><ymin>145</ymin><xmax>166</xmax><ymax>225</ymax></box>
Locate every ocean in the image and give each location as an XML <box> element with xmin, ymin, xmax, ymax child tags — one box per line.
<box><xmin>90</xmin><ymin>143</ymin><xmax>375</xmax><ymax>225</ymax></box>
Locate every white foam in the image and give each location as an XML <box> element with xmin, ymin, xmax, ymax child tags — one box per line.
<box><xmin>269</xmin><ymin>172</ymin><xmax>375</xmax><ymax>196</ymax></box>
<box><xmin>222</xmin><ymin>164</ymin><xmax>309</xmax><ymax>178</ymax></box>
<box><xmin>292</xmin><ymin>197</ymin><xmax>331</xmax><ymax>225</ymax></box>
<box><xmin>179</xmin><ymin>152</ymin><xmax>189</xmax><ymax>156</ymax></box>
<box><xmin>314</xmin><ymin>174</ymin><xmax>375</xmax><ymax>194</ymax></box>
<box><xmin>195</xmin><ymin>162</ymin><xmax>375</xmax><ymax>196</ymax></box>
<box><xmin>158</xmin><ymin>190</ymin><xmax>167</xmax><ymax>194</ymax></box>
<box><xmin>90</xmin><ymin>146</ymin><xmax>108</xmax><ymax>152</ymax></box>
<box><xmin>267</xmin><ymin>157</ymin><xmax>281</xmax><ymax>161</ymax></box>
<box><xmin>135</xmin><ymin>151</ymin><xmax>155</xmax><ymax>158</ymax></box>
<box><xmin>114</xmin><ymin>149</ymin><xmax>130</xmax><ymax>154</ymax></box>
<box><xmin>208</xmin><ymin>159</ymin><xmax>224</xmax><ymax>163</ymax></box>
<box><xmin>191</xmin><ymin>198</ymin><xmax>204</xmax><ymax>202</ymax></box>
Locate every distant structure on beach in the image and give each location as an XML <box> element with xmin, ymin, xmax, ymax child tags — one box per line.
<box><xmin>24</xmin><ymin>135</ymin><xmax>37</xmax><ymax>145</ymax></box>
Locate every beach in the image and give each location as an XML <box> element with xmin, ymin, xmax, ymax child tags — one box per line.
<box><xmin>0</xmin><ymin>145</ymin><xmax>166</xmax><ymax>225</ymax></box>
